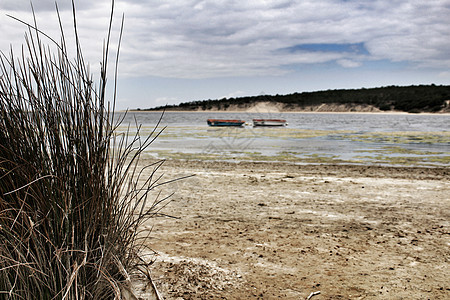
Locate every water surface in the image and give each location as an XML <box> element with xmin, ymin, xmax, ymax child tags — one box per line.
<box><xmin>116</xmin><ymin>112</ymin><xmax>450</xmax><ymax>167</ymax></box>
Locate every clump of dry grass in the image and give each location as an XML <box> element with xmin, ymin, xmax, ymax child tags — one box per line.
<box><xmin>0</xmin><ymin>1</ymin><xmax>172</xmax><ymax>299</ymax></box>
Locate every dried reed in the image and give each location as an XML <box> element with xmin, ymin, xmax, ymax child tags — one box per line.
<box><xmin>0</xmin><ymin>1</ymin><xmax>173</xmax><ymax>299</ymax></box>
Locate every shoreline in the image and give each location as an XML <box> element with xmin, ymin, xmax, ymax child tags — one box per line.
<box><xmin>127</xmin><ymin>109</ymin><xmax>450</xmax><ymax>115</ymax></box>
<box><xmin>128</xmin><ymin>100</ymin><xmax>450</xmax><ymax>115</ymax></box>
<box><xmin>160</xmin><ymin>158</ymin><xmax>449</xmax><ymax>180</ymax></box>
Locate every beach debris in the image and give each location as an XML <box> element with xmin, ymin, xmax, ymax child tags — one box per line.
<box><xmin>306</xmin><ymin>291</ymin><xmax>321</xmax><ymax>300</ymax></box>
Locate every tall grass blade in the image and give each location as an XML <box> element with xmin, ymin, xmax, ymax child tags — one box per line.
<box><xmin>0</xmin><ymin>1</ymin><xmax>176</xmax><ymax>299</ymax></box>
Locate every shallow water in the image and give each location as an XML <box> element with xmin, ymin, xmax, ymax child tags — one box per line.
<box><xmin>116</xmin><ymin>112</ymin><xmax>450</xmax><ymax>167</ymax></box>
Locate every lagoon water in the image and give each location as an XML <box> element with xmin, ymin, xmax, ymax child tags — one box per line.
<box><xmin>117</xmin><ymin>111</ymin><xmax>450</xmax><ymax>167</ymax></box>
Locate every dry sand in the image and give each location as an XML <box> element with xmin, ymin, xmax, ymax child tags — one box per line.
<box><xmin>151</xmin><ymin>101</ymin><xmax>450</xmax><ymax>114</ymax></box>
<box><xmin>136</xmin><ymin>159</ymin><xmax>449</xmax><ymax>299</ymax></box>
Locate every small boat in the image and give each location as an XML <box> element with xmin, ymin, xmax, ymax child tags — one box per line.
<box><xmin>252</xmin><ymin>119</ymin><xmax>287</xmax><ymax>126</ymax></box>
<box><xmin>207</xmin><ymin>119</ymin><xmax>245</xmax><ymax>126</ymax></box>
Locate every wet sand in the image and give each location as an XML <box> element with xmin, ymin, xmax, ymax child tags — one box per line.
<box><xmin>137</xmin><ymin>159</ymin><xmax>449</xmax><ymax>299</ymax></box>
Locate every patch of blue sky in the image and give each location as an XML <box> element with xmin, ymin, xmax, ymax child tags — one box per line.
<box><xmin>282</xmin><ymin>43</ymin><xmax>370</xmax><ymax>55</ymax></box>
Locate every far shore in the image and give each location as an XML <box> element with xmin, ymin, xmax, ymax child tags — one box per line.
<box><xmin>127</xmin><ymin>100</ymin><xmax>449</xmax><ymax>115</ymax></box>
<box><xmin>127</xmin><ymin>109</ymin><xmax>449</xmax><ymax>115</ymax></box>
<box><xmin>126</xmin><ymin>99</ymin><xmax>450</xmax><ymax>115</ymax></box>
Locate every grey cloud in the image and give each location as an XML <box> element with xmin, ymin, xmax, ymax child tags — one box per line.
<box><xmin>0</xmin><ymin>0</ymin><xmax>101</xmax><ymax>12</ymax></box>
<box><xmin>1</xmin><ymin>0</ymin><xmax>450</xmax><ymax>79</ymax></box>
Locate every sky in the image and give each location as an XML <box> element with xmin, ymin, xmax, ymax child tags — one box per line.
<box><xmin>0</xmin><ymin>0</ymin><xmax>449</xmax><ymax>110</ymax></box>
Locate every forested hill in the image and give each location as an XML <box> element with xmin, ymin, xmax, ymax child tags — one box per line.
<box><xmin>144</xmin><ymin>85</ymin><xmax>450</xmax><ymax>113</ymax></box>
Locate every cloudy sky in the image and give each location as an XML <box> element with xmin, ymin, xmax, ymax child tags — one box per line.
<box><xmin>1</xmin><ymin>0</ymin><xmax>449</xmax><ymax>110</ymax></box>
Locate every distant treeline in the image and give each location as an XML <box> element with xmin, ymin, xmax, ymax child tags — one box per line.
<box><xmin>144</xmin><ymin>85</ymin><xmax>450</xmax><ymax>113</ymax></box>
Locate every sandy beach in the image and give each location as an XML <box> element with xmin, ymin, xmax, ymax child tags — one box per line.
<box><xmin>144</xmin><ymin>100</ymin><xmax>450</xmax><ymax>114</ymax></box>
<box><xmin>136</xmin><ymin>159</ymin><xmax>449</xmax><ymax>299</ymax></box>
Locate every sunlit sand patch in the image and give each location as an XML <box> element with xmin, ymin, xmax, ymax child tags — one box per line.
<box><xmin>148</xmin><ymin>251</ymin><xmax>244</xmax><ymax>292</ymax></box>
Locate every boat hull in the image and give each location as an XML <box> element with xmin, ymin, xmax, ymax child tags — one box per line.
<box><xmin>252</xmin><ymin>119</ymin><xmax>287</xmax><ymax>126</ymax></box>
<box><xmin>207</xmin><ymin>119</ymin><xmax>245</xmax><ymax>126</ymax></box>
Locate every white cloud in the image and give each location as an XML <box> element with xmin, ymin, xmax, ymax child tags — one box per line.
<box><xmin>337</xmin><ymin>59</ymin><xmax>362</xmax><ymax>68</ymax></box>
<box><xmin>438</xmin><ymin>71</ymin><xmax>450</xmax><ymax>78</ymax></box>
<box><xmin>154</xmin><ymin>96</ymin><xmax>180</xmax><ymax>106</ymax></box>
<box><xmin>221</xmin><ymin>90</ymin><xmax>247</xmax><ymax>99</ymax></box>
<box><xmin>1</xmin><ymin>0</ymin><xmax>449</xmax><ymax>80</ymax></box>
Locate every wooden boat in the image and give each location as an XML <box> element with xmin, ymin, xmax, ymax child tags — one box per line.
<box><xmin>252</xmin><ymin>119</ymin><xmax>287</xmax><ymax>126</ymax></box>
<box><xmin>207</xmin><ymin>119</ymin><xmax>245</xmax><ymax>126</ymax></box>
